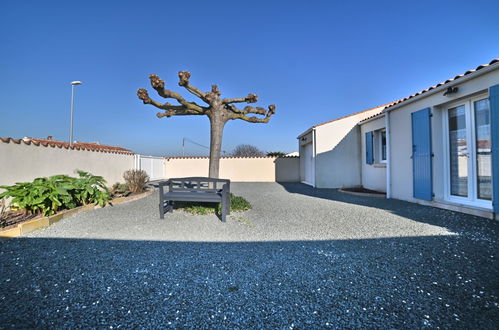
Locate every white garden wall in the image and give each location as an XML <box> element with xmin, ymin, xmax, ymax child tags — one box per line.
<box><xmin>165</xmin><ymin>156</ymin><xmax>300</xmax><ymax>182</ymax></box>
<box><xmin>0</xmin><ymin>141</ymin><xmax>135</xmax><ymax>187</ymax></box>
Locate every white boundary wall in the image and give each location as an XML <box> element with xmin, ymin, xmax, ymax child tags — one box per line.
<box><xmin>0</xmin><ymin>141</ymin><xmax>135</xmax><ymax>186</ymax></box>
<box><xmin>165</xmin><ymin>157</ymin><xmax>300</xmax><ymax>182</ymax></box>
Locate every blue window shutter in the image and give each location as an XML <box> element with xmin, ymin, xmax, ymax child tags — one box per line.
<box><xmin>412</xmin><ymin>108</ymin><xmax>433</xmax><ymax>200</ymax></box>
<box><xmin>366</xmin><ymin>131</ymin><xmax>374</xmax><ymax>164</ymax></box>
<box><xmin>490</xmin><ymin>84</ymin><xmax>499</xmax><ymax>213</ymax></box>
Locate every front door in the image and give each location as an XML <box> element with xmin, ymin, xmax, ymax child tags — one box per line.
<box><xmin>302</xmin><ymin>143</ymin><xmax>314</xmax><ymax>185</ymax></box>
<box><xmin>445</xmin><ymin>96</ymin><xmax>492</xmax><ymax>208</ymax></box>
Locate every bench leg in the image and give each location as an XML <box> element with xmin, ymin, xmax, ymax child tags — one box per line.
<box><xmin>221</xmin><ymin>202</ymin><xmax>227</xmax><ymax>222</ymax></box>
<box><xmin>159</xmin><ymin>202</ymin><xmax>164</xmax><ymax>219</ymax></box>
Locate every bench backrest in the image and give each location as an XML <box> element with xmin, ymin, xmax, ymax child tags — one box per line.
<box><xmin>165</xmin><ymin>177</ymin><xmax>230</xmax><ymax>193</ymax></box>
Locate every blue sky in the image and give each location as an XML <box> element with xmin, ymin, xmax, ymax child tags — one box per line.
<box><xmin>1</xmin><ymin>0</ymin><xmax>498</xmax><ymax>156</ymax></box>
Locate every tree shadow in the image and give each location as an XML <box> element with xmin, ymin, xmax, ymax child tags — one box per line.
<box><xmin>0</xmin><ymin>236</ymin><xmax>497</xmax><ymax>328</ymax></box>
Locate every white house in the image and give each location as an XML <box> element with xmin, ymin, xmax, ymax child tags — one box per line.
<box><xmin>297</xmin><ymin>104</ymin><xmax>389</xmax><ymax>188</ymax></box>
<box><xmin>300</xmin><ymin>58</ymin><xmax>499</xmax><ymax>220</ymax></box>
<box><xmin>360</xmin><ymin>58</ymin><xmax>499</xmax><ymax>219</ymax></box>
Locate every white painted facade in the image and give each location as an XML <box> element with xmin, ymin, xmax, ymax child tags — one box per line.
<box><xmin>386</xmin><ymin>66</ymin><xmax>499</xmax><ymax>218</ymax></box>
<box><xmin>297</xmin><ymin>106</ymin><xmax>385</xmax><ymax>188</ymax></box>
<box><xmin>360</xmin><ymin>116</ymin><xmax>387</xmax><ymax>192</ymax></box>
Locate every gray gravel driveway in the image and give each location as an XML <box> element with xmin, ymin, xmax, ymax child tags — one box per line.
<box><xmin>1</xmin><ymin>183</ymin><xmax>498</xmax><ymax>328</ymax></box>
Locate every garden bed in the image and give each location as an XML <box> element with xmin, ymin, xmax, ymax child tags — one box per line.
<box><xmin>0</xmin><ymin>190</ymin><xmax>153</xmax><ymax>238</ymax></box>
<box><xmin>0</xmin><ymin>211</ymin><xmax>38</xmax><ymax>230</ymax></box>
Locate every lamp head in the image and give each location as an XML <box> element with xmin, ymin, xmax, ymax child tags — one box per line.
<box><xmin>71</xmin><ymin>81</ymin><xmax>83</xmax><ymax>85</ymax></box>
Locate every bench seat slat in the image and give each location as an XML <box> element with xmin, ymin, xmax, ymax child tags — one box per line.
<box><xmin>164</xmin><ymin>192</ymin><xmax>222</xmax><ymax>202</ymax></box>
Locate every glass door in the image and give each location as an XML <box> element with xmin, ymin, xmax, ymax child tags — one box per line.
<box><xmin>474</xmin><ymin>99</ymin><xmax>492</xmax><ymax>201</ymax></box>
<box><xmin>448</xmin><ymin>105</ymin><xmax>468</xmax><ymax>198</ymax></box>
<box><xmin>445</xmin><ymin>97</ymin><xmax>492</xmax><ymax>208</ymax></box>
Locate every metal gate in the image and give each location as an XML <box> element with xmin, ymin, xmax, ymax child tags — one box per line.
<box><xmin>135</xmin><ymin>155</ymin><xmax>166</xmax><ymax>181</ymax></box>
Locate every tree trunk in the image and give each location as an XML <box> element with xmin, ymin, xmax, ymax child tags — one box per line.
<box><xmin>208</xmin><ymin>115</ymin><xmax>225</xmax><ymax>178</ymax></box>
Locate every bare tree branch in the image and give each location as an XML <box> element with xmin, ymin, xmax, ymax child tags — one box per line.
<box><xmin>146</xmin><ymin>74</ymin><xmax>206</xmax><ymax>112</ymax></box>
<box><xmin>156</xmin><ymin>107</ymin><xmax>205</xmax><ymax>118</ymax></box>
<box><xmin>177</xmin><ymin>71</ymin><xmax>208</xmax><ymax>101</ymax></box>
<box><xmin>222</xmin><ymin>93</ymin><xmax>258</xmax><ymax>104</ymax></box>
<box><xmin>226</xmin><ymin>104</ymin><xmax>267</xmax><ymax>115</ymax></box>
<box><xmin>230</xmin><ymin>104</ymin><xmax>276</xmax><ymax>123</ymax></box>
<box><xmin>137</xmin><ymin>88</ymin><xmax>204</xmax><ymax>118</ymax></box>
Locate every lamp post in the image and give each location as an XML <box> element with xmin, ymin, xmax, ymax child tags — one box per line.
<box><xmin>69</xmin><ymin>81</ymin><xmax>83</xmax><ymax>146</ymax></box>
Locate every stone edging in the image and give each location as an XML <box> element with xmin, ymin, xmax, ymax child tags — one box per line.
<box><xmin>338</xmin><ymin>188</ymin><xmax>386</xmax><ymax>198</ymax></box>
<box><xmin>0</xmin><ymin>190</ymin><xmax>153</xmax><ymax>240</ymax></box>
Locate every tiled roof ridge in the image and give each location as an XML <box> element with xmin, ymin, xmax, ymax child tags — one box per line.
<box><xmin>385</xmin><ymin>58</ymin><xmax>499</xmax><ymax>109</ymax></box>
<box><xmin>165</xmin><ymin>155</ymin><xmax>299</xmax><ymax>159</ymax></box>
<box><xmin>0</xmin><ymin>137</ymin><xmax>135</xmax><ymax>155</ymax></box>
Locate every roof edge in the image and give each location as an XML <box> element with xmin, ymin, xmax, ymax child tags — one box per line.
<box><xmin>0</xmin><ymin>137</ymin><xmax>135</xmax><ymax>155</ymax></box>
<box><xmin>296</xmin><ymin>102</ymin><xmax>393</xmax><ymax>139</ymax></box>
<box><xmin>384</xmin><ymin>58</ymin><xmax>499</xmax><ymax>112</ymax></box>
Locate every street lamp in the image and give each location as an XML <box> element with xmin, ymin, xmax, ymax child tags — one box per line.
<box><xmin>69</xmin><ymin>81</ymin><xmax>83</xmax><ymax>146</ymax></box>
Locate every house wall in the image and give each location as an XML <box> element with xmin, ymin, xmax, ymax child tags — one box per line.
<box><xmin>388</xmin><ymin>68</ymin><xmax>499</xmax><ymax>208</ymax></box>
<box><xmin>360</xmin><ymin>116</ymin><xmax>387</xmax><ymax>192</ymax></box>
<box><xmin>311</xmin><ymin>107</ymin><xmax>384</xmax><ymax>188</ymax></box>
<box><xmin>0</xmin><ymin>141</ymin><xmax>135</xmax><ymax>187</ymax></box>
<box><xmin>164</xmin><ymin>157</ymin><xmax>300</xmax><ymax>182</ymax></box>
<box><xmin>315</xmin><ymin>126</ymin><xmax>361</xmax><ymax>188</ymax></box>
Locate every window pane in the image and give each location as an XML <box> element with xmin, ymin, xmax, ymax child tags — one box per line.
<box><xmin>448</xmin><ymin>105</ymin><xmax>468</xmax><ymax>197</ymax></box>
<box><xmin>381</xmin><ymin>131</ymin><xmax>387</xmax><ymax>160</ymax></box>
<box><xmin>475</xmin><ymin>99</ymin><xmax>492</xmax><ymax>200</ymax></box>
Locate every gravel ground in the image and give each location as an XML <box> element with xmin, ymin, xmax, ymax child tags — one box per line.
<box><xmin>1</xmin><ymin>182</ymin><xmax>498</xmax><ymax>328</ymax></box>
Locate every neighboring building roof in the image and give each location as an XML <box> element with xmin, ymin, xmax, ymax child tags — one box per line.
<box><xmin>297</xmin><ymin>102</ymin><xmax>394</xmax><ymax>138</ymax></box>
<box><xmin>384</xmin><ymin>58</ymin><xmax>499</xmax><ymax>110</ymax></box>
<box><xmin>0</xmin><ymin>136</ymin><xmax>135</xmax><ymax>155</ymax></box>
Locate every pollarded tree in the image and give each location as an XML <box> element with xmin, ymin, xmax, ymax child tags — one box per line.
<box><xmin>137</xmin><ymin>72</ymin><xmax>276</xmax><ymax>178</ymax></box>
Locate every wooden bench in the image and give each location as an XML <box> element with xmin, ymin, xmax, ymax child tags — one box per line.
<box><xmin>158</xmin><ymin>177</ymin><xmax>231</xmax><ymax>222</ymax></box>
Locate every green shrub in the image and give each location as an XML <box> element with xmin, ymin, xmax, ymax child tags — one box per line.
<box><xmin>123</xmin><ymin>170</ymin><xmax>149</xmax><ymax>193</ymax></box>
<box><xmin>178</xmin><ymin>193</ymin><xmax>252</xmax><ymax>215</ymax></box>
<box><xmin>0</xmin><ymin>171</ymin><xmax>110</xmax><ymax>216</ymax></box>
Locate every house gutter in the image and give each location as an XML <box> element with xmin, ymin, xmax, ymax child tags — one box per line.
<box><xmin>297</xmin><ymin>127</ymin><xmax>313</xmax><ymax>139</ymax></box>
<box><xmin>384</xmin><ymin>63</ymin><xmax>499</xmax><ymax>113</ymax></box>
<box><xmin>385</xmin><ymin>111</ymin><xmax>391</xmax><ymax>199</ymax></box>
<box><xmin>313</xmin><ymin>129</ymin><xmax>317</xmax><ymax>188</ymax></box>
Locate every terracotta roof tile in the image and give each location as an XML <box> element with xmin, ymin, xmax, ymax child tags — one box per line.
<box><xmin>384</xmin><ymin>58</ymin><xmax>499</xmax><ymax>110</ymax></box>
<box><xmin>0</xmin><ymin>137</ymin><xmax>135</xmax><ymax>155</ymax></box>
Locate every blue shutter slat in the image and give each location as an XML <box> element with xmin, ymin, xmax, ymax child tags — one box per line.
<box><xmin>490</xmin><ymin>84</ymin><xmax>499</xmax><ymax>213</ymax></box>
<box><xmin>366</xmin><ymin>131</ymin><xmax>374</xmax><ymax>165</ymax></box>
<box><xmin>412</xmin><ymin>108</ymin><xmax>433</xmax><ymax>200</ymax></box>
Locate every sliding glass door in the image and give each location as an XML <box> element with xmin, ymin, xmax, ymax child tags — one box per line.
<box><xmin>446</xmin><ymin>96</ymin><xmax>492</xmax><ymax>208</ymax></box>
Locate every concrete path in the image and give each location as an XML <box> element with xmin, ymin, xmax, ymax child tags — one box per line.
<box><xmin>1</xmin><ymin>183</ymin><xmax>498</xmax><ymax>328</ymax></box>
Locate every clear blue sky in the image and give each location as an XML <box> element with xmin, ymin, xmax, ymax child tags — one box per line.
<box><xmin>1</xmin><ymin>0</ymin><xmax>498</xmax><ymax>156</ymax></box>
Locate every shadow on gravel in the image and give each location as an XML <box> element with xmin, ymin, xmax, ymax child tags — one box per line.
<box><xmin>278</xmin><ymin>182</ymin><xmax>497</xmax><ymax>235</ymax></box>
<box><xmin>1</xmin><ymin>235</ymin><xmax>498</xmax><ymax>328</ymax></box>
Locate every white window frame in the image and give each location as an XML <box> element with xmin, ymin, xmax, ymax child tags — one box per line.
<box><xmin>379</xmin><ymin>129</ymin><xmax>387</xmax><ymax>163</ymax></box>
<box><xmin>442</xmin><ymin>93</ymin><xmax>492</xmax><ymax>209</ymax></box>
